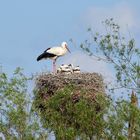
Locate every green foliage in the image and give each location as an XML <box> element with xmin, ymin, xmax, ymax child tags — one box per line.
<box><xmin>70</xmin><ymin>19</ymin><xmax>140</xmax><ymax>139</ymax></box>
<box><xmin>33</xmin><ymin>86</ymin><xmax>108</xmax><ymax>140</ymax></box>
<box><xmin>0</xmin><ymin>67</ymin><xmax>48</xmax><ymax>140</ymax></box>
<box><xmin>33</xmin><ymin>84</ymin><xmax>140</xmax><ymax>139</ymax></box>
<box><xmin>106</xmin><ymin>100</ymin><xmax>140</xmax><ymax>140</ymax></box>
<box><xmin>81</xmin><ymin>18</ymin><xmax>140</xmax><ymax>91</ymax></box>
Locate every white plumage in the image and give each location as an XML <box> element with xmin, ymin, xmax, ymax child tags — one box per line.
<box><xmin>47</xmin><ymin>46</ymin><xmax>67</xmax><ymax>57</ymax></box>
<box><xmin>37</xmin><ymin>42</ymin><xmax>70</xmax><ymax>72</ymax></box>
<box><xmin>73</xmin><ymin>66</ymin><xmax>80</xmax><ymax>73</ymax></box>
<box><xmin>56</xmin><ymin>64</ymin><xmax>81</xmax><ymax>74</ymax></box>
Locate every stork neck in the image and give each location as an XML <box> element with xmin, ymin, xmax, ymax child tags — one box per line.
<box><xmin>61</xmin><ymin>46</ymin><xmax>67</xmax><ymax>53</ymax></box>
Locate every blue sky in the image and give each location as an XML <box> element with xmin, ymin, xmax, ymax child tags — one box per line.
<box><xmin>0</xmin><ymin>0</ymin><xmax>140</xmax><ymax>139</ymax></box>
<box><xmin>0</xmin><ymin>0</ymin><xmax>140</xmax><ymax>81</ymax></box>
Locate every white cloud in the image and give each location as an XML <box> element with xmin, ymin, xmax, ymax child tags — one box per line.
<box><xmin>83</xmin><ymin>2</ymin><xmax>139</xmax><ymax>34</ymax></box>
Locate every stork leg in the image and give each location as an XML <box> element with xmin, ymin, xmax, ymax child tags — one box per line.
<box><xmin>53</xmin><ymin>59</ymin><xmax>56</xmax><ymax>73</ymax></box>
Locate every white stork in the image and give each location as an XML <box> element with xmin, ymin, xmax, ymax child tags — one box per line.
<box><xmin>37</xmin><ymin>42</ymin><xmax>70</xmax><ymax>72</ymax></box>
<box><xmin>73</xmin><ymin>66</ymin><xmax>80</xmax><ymax>73</ymax></box>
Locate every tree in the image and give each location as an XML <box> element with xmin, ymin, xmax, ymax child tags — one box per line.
<box><xmin>0</xmin><ymin>67</ymin><xmax>48</xmax><ymax>140</ymax></box>
<box><xmin>33</xmin><ymin>69</ymin><xmax>140</xmax><ymax>139</ymax></box>
<box><xmin>33</xmin><ymin>85</ymin><xmax>140</xmax><ymax>139</ymax></box>
<box><xmin>80</xmin><ymin>18</ymin><xmax>140</xmax><ymax>93</ymax></box>
<box><xmin>32</xmin><ymin>73</ymin><xmax>108</xmax><ymax>140</ymax></box>
<box><xmin>78</xmin><ymin>18</ymin><xmax>140</xmax><ymax>139</ymax></box>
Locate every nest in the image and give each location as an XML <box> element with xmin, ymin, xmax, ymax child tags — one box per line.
<box><xmin>35</xmin><ymin>72</ymin><xmax>105</xmax><ymax>102</ymax></box>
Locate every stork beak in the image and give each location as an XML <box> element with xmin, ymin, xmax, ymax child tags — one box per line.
<box><xmin>65</xmin><ymin>45</ymin><xmax>71</xmax><ymax>53</ymax></box>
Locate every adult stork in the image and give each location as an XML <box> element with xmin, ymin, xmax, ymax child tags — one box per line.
<box><xmin>37</xmin><ymin>42</ymin><xmax>70</xmax><ymax>72</ymax></box>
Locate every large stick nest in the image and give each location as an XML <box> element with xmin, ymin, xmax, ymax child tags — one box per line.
<box><xmin>34</xmin><ymin>72</ymin><xmax>105</xmax><ymax>103</ymax></box>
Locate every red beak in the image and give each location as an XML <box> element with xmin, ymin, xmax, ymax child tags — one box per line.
<box><xmin>65</xmin><ymin>45</ymin><xmax>71</xmax><ymax>53</ymax></box>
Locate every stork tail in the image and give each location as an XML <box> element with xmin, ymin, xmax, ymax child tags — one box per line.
<box><xmin>37</xmin><ymin>52</ymin><xmax>47</xmax><ymax>61</ymax></box>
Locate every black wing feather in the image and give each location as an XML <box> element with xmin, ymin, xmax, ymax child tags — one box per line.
<box><xmin>37</xmin><ymin>51</ymin><xmax>56</xmax><ymax>61</ymax></box>
<box><xmin>44</xmin><ymin>48</ymin><xmax>51</xmax><ymax>52</ymax></box>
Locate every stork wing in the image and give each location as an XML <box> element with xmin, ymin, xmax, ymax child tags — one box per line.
<box><xmin>46</xmin><ymin>47</ymin><xmax>64</xmax><ymax>56</ymax></box>
<box><xmin>44</xmin><ymin>48</ymin><xmax>51</xmax><ymax>52</ymax></box>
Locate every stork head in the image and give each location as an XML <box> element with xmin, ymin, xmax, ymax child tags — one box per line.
<box><xmin>61</xmin><ymin>42</ymin><xmax>71</xmax><ymax>53</ymax></box>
